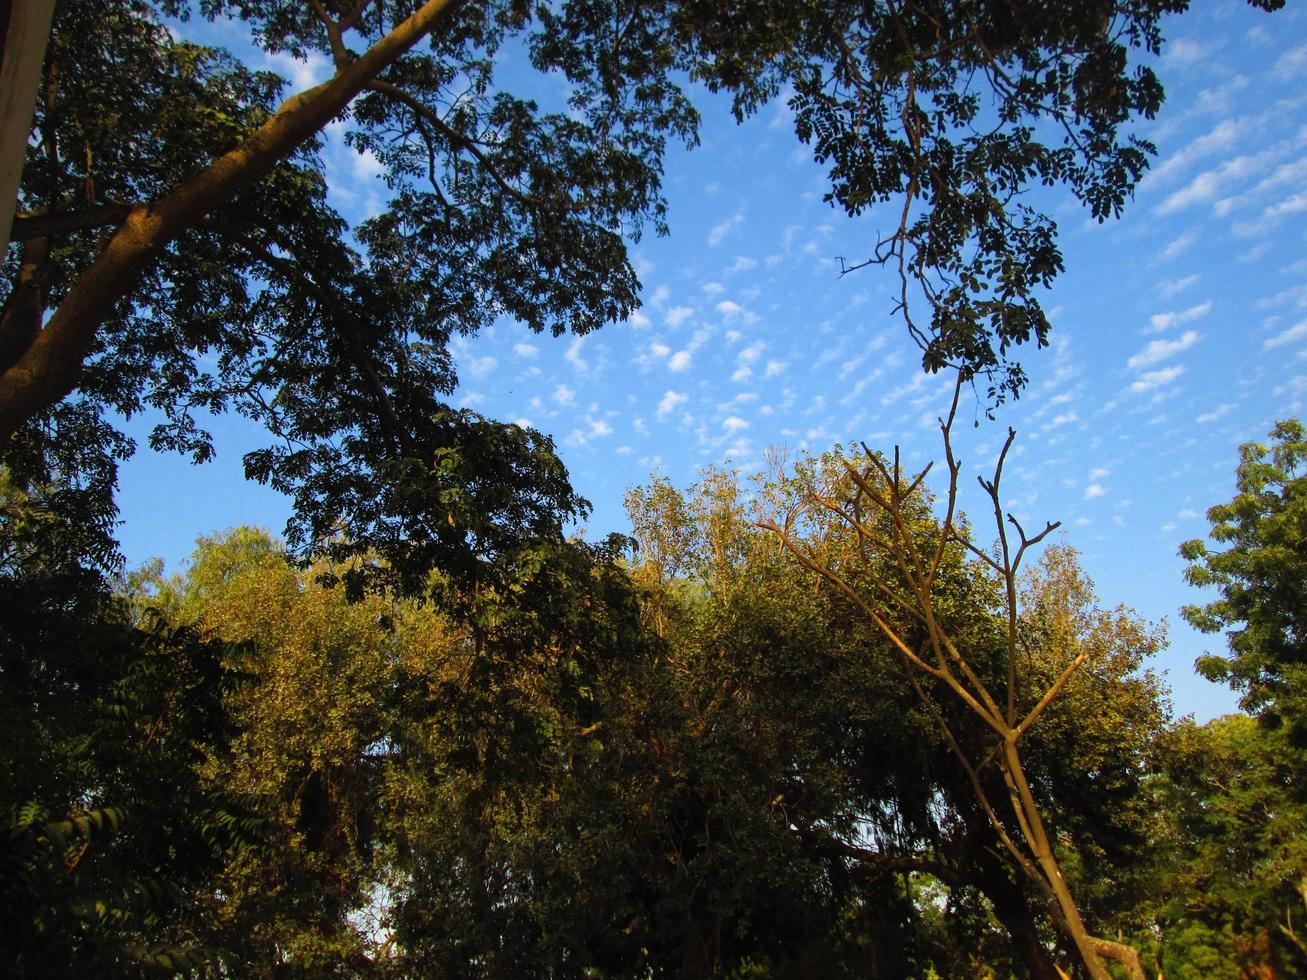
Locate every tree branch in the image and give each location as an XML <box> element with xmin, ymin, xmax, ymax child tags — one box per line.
<box><xmin>9</xmin><ymin>201</ymin><xmax>133</xmax><ymax>242</ymax></box>
<box><xmin>365</xmin><ymin>77</ymin><xmax>546</xmax><ymax>210</ymax></box>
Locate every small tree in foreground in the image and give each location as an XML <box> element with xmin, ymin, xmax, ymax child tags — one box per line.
<box><xmin>758</xmin><ymin>376</ymin><xmax>1143</xmax><ymax>980</ymax></box>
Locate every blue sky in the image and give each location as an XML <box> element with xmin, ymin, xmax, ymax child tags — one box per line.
<box><xmin>118</xmin><ymin>1</ymin><xmax>1307</xmax><ymax>721</ymax></box>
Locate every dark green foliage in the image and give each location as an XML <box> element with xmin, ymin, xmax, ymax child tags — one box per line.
<box><xmin>0</xmin><ymin>567</ymin><xmax>264</xmax><ymax>976</ymax></box>
<box><xmin>5</xmin><ymin>0</ymin><xmax>706</xmax><ymax>591</ymax></box>
<box><xmin>1148</xmin><ymin>715</ymin><xmax>1307</xmax><ymax>978</ymax></box>
<box><xmin>1181</xmin><ymin>419</ymin><xmax>1307</xmax><ymax>743</ymax></box>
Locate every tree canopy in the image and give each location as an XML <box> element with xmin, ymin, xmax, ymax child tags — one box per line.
<box><xmin>2</xmin><ymin>0</ymin><xmax>1275</xmax><ymax>591</ymax></box>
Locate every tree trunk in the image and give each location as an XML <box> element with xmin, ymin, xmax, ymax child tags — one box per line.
<box><xmin>971</xmin><ymin>837</ymin><xmax>1062</xmax><ymax>979</ymax></box>
<box><xmin>1001</xmin><ymin>737</ymin><xmax>1112</xmax><ymax>980</ymax></box>
<box><xmin>0</xmin><ymin>0</ymin><xmax>56</xmax><ymax>260</ymax></box>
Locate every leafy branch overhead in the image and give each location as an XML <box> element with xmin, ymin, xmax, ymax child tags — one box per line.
<box><xmin>0</xmin><ymin>0</ymin><xmax>1276</xmax><ymax>584</ymax></box>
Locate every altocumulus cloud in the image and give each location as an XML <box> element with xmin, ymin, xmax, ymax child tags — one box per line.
<box><xmin>1131</xmin><ymin>366</ymin><xmax>1186</xmax><ymax>392</ymax></box>
<box><xmin>1148</xmin><ymin>301</ymin><xmax>1211</xmax><ymax>332</ymax></box>
<box><xmin>1264</xmin><ymin>318</ymin><xmax>1307</xmax><ymax>349</ymax></box>
<box><xmin>1128</xmin><ymin>330</ymin><xmax>1200</xmax><ymax>368</ymax></box>
<box><xmin>657</xmin><ymin>390</ymin><xmax>688</xmax><ymax>419</ymax></box>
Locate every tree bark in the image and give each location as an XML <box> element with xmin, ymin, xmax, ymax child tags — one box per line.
<box><xmin>0</xmin><ymin>0</ymin><xmax>56</xmax><ymax>261</ymax></box>
<box><xmin>972</xmin><ymin>846</ymin><xmax>1062</xmax><ymax>980</ymax></box>
<box><xmin>1001</xmin><ymin>737</ymin><xmax>1112</xmax><ymax>980</ymax></box>
<box><xmin>0</xmin><ymin>0</ymin><xmax>466</xmax><ymax>446</ymax></box>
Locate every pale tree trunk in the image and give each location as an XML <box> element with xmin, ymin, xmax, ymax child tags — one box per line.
<box><xmin>0</xmin><ymin>0</ymin><xmax>56</xmax><ymax>260</ymax></box>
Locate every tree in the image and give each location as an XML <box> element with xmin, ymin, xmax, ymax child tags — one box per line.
<box><xmin>0</xmin><ymin>489</ymin><xmax>265</xmax><ymax>976</ymax></box>
<box><xmin>141</xmin><ymin>528</ymin><xmax>408</xmax><ymax>973</ymax></box>
<box><xmin>1180</xmin><ymin>419</ymin><xmax>1307</xmax><ymax>744</ymax></box>
<box><xmin>2</xmin><ymin>0</ymin><xmax>1284</xmax><ymax>591</ymax></box>
<box><xmin>623</xmin><ymin>448</ymin><xmax>1172</xmax><ymax>978</ymax></box>
<box><xmin>125</xmin><ymin>525</ymin><xmax>672</xmax><ymax>976</ymax></box>
<box><xmin>1147</xmin><ymin>714</ymin><xmax>1307</xmax><ymax>978</ymax></box>
<box><xmin>2</xmin><ymin>0</ymin><xmax>696</xmax><ymax>589</ymax></box>
<box><xmin>758</xmin><ymin>379</ymin><xmax>1146</xmax><ymax>979</ymax></box>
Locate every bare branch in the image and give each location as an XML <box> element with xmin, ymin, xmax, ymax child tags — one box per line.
<box><xmin>1014</xmin><ymin>649</ymin><xmax>1090</xmax><ymax>741</ymax></box>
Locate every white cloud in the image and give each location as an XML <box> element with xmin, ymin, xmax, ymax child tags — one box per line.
<box><xmin>264</xmin><ymin>49</ymin><xmax>330</xmax><ymax>91</ymax></box>
<box><xmin>763</xmin><ymin>359</ymin><xmax>786</xmax><ymax>379</ymax></box>
<box><xmin>629</xmin><ymin>310</ymin><xmax>652</xmax><ymax>328</ymax></box>
<box><xmin>665</xmin><ymin>305</ymin><xmax>694</xmax><ymax>327</ymax></box>
<box><xmin>1158</xmin><ymin>274</ymin><xmax>1200</xmax><ymax>298</ymax></box>
<box><xmin>726</xmin><ymin>256</ymin><xmax>758</xmax><ymax>274</ymax></box>
<box><xmin>1154</xmin><ymin>233</ymin><xmax>1195</xmax><ymax>264</ymax></box>
<box><xmin>1089</xmin><ymin>467</ymin><xmax>1111</xmax><ymax>480</ymax></box>
<box><xmin>1163</xmin><ymin>37</ymin><xmax>1209</xmax><ymax>68</ymax></box>
<box><xmin>738</xmin><ymin>342</ymin><xmax>764</xmax><ymax>365</ymax></box>
<box><xmin>668</xmin><ymin>350</ymin><xmax>692</xmax><ymax>372</ymax></box>
<box><xmin>1275</xmin><ymin>43</ymin><xmax>1307</xmax><ymax>80</ymax></box>
<box><xmin>465</xmin><ymin>354</ymin><xmax>497</xmax><ymax>378</ymax></box>
<box><xmin>716</xmin><ymin>300</ymin><xmax>745</xmax><ymax>319</ymax></box>
<box><xmin>1264</xmin><ymin>318</ymin><xmax>1307</xmax><ymax>350</ymax></box>
<box><xmin>1258</xmin><ymin>283</ymin><xmax>1307</xmax><ymax>310</ymax></box>
<box><xmin>1130</xmin><ymin>366</ymin><xmax>1186</xmax><ymax>392</ymax></box>
<box><xmin>351</xmin><ymin>148</ymin><xmax>384</xmax><ymax>181</ymax></box>
<box><xmin>722</xmin><ymin>416</ymin><xmax>750</xmax><ymax>432</ymax></box>
<box><xmin>565</xmin><ymin>337</ymin><xmax>588</xmax><ymax>372</ymax></box>
<box><xmin>1193</xmin><ymin>75</ymin><xmax>1249</xmax><ymax>118</ymax></box>
<box><xmin>1084</xmin><ymin>484</ymin><xmax>1107</xmax><ymax>500</ymax></box>
<box><xmin>1265</xmin><ymin>192</ymin><xmax>1307</xmax><ymax>218</ymax></box>
<box><xmin>1128</xmin><ymin>330</ymin><xmax>1200</xmax><ymax>369</ymax></box>
<box><xmin>656</xmin><ymin>390</ymin><xmax>688</xmax><ymax>419</ymax></box>
<box><xmin>513</xmin><ymin>342</ymin><xmax>538</xmax><ymax>358</ymax></box>
<box><xmin>1148</xmin><ymin>301</ymin><xmax>1211</xmax><ymax>332</ymax></box>
<box><xmin>1215</xmin><ymin>158</ymin><xmax>1307</xmax><ymax>216</ymax></box>
<box><xmin>1235</xmin><ymin>191</ymin><xmax>1307</xmax><ymax>237</ymax></box>
<box><xmin>1196</xmin><ymin>402</ymin><xmax>1235</xmax><ymax>423</ymax></box>
<box><xmin>708</xmin><ymin>212</ymin><xmax>744</xmax><ymax>247</ymax></box>
<box><xmin>881</xmin><ymin>371</ymin><xmax>932</xmax><ymax>406</ymax></box>
<box><xmin>1149</xmin><ymin>117</ymin><xmax>1248</xmax><ymax>184</ymax></box>
<box><xmin>649</xmin><ymin>285</ymin><xmax>671</xmax><ymax>307</ymax></box>
<box><xmin>588</xmin><ymin>418</ymin><xmax>613</xmax><ymax>438</ymax></box>
<box><xmin>1157</xmin><ymin>152</ymin><xmax>1272</xmax><ymax>214</ymax></box>
<box><xmin>553</xmin><ymin>383</ymin><xmax>575</xmax><ymax>405</ymax></box>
